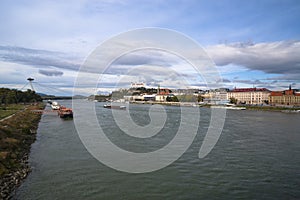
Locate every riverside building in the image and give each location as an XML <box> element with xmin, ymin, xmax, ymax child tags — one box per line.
<box><xmin>269</xmin><ymin>86</ymin><xmax>300</xmax><ymax>106</ymax></box>
<box><xmin>227</xmin><ymin>88</ymin><xmax>271</xmax><ymax>105</ymax></box>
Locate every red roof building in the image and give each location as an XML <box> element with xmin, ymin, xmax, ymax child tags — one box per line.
<box><xmin>269</xmin><ymin>87</ymin><xmax>300</xmax><ymax>106</ymax></box>
<box><xmin>227</xmin><ymin>88</ymin><xmax>270</xmax><ymax>104</ymax></box>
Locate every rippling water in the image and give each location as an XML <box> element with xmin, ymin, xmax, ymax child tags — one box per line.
<box><xmin>14</xmin><ymin>100</ymin><xmax>300</xmax><ymax>199</ymax></box>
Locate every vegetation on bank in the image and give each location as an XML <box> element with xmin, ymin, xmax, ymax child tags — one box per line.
<box><xmin>0</xmin><ymin>103</ymin><xmax>44</xmax><ymax>176</ymax></box>
<box><xmin>0</xmin><ymin>88</ymin><xmax>44</xmax><ymax>198</ymax></box>
<box><xmin>0</xmin><ymin>88</ymin><xmax>42</xmax><ymax>104</ymax></box>
<box><xmin>0</xmin><ymin>103</ymin><xmax>44</xmax><ymax>199</ymax></box>
<box><xmin>244</xmin><ymin>105</ymin><xmax>300</xmax><ymax>111</ymax></box>
<box><xmin>0</xmin><ymin>88</ymin><xmax>42</xmax><ymax>120</ymax></box>
<box><xmin>0</xmin><ymin>104</ymin><xmax>26</xmax><ymax>120</ymax></box>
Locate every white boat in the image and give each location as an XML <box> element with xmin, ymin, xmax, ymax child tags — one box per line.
<box><xmin>51</xmin><ymin>101</ymin><xmax>60</xmax><ymax>110</ymax></box>
<box><xmin>211</xmin><ymin>105</ymin><xmax>246</xmax><ymax>110</ymax></box>
<box><xmin>226</xmin><ymin>106</ymin><xmax>246</xmax><ymax>110</ymax></box>
<box><xmin>282</xmin><ymin>110</ymin><xmax>300</xmax><ymax>113</ymax></box>
<box><xmin>103</xmin><ymin>104</ymin><xmax>126</xmax><ymax>110</ymax></box>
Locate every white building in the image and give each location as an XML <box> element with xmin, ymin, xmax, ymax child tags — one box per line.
<box><xmin>131</xmin><ymin>82</ymin><xmax>146</xmax><ymax>88</ymax></box>
<box><xmin>227</xmin><ymin>88</ymin><xmax>270</xmax><ymax>104</ymax></box>
<box><xmin>155</xmin><ymin>94</ymin><xmax>168</xmax><ymax>102</ymax></box>
<box><xmin>202</xmin><ymin>88</ymin><xmax>229</xmax><ymax>104</ymax></box>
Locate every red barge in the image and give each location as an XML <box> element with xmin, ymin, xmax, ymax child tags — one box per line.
<box><xmin>57</xmin><ymin>106</ymin><xmax>73</xmax><ymax>118</ymax></box>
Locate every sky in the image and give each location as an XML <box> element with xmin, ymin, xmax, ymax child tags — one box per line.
<box><xmin>0</xmin><ymin>0</ymin><xmax>300</xmax><ymax>95</ymax></box>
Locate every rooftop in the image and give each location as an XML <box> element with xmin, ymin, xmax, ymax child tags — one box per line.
<box><xmin>270</xmin><ymin>89</ymin><xmax>300</xmax><ymax>96</ymax></box>
<box><xmin>230</xmin><ymin>88</ymin><xmax>270</xmax><ymax>93</ymax></box>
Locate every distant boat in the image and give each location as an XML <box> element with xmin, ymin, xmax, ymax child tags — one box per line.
<box><xmin>51</xmin><ymin>101</ymin><xmax>60</xmax><ymax>110</ymax></box>
<box><xmin>103</xmin><ymin>104</ymin><xmax>126</xmax><ymax>110</ymax></box>
<box><xmin>211</xmin><ymin>105</ymin><xmax>246</xmax><ymax>110</ymax></box>
<box><xmin>281</xmin><ymin>110</ymin><xmax>300</xmax><ymax>113</ymax></box>
<box><xmin>47</xmin><ymin>99</ymin><xmax>52</xmax><ymax>104</ymax></box>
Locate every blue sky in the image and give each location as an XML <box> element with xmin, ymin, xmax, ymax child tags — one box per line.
<box><xmin>0</xmin><ymin>0</ymin><xmax>300</xmax><ymax>95</ymax></box>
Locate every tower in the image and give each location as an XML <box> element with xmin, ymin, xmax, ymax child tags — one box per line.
<box><xmin>27</xmin><ymin>77</ymin><xmax>35</xmax><ymax>91</ymax></box>
<box><xmin>158</xmin><ymin>84</ymin><xmax>160</xmax><ymax>95</ymax></box>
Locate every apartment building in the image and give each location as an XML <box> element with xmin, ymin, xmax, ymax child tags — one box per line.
<box><xmin>227</xmin><ymin>88</ymin><xmax>270</xmax><ymax>104</ymax></box>
<box><xmin>269</xmin><ymin>86</ymin><xmax>300</xmax><ymax>106</ymax></box>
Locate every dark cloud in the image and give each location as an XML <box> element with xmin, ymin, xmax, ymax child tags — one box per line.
<box><xmin>207</xmin><ymin>40</ymin><xmax>300</xmax><ymax>75</ymax></box>
<box><xmin>223</xmin><ymin>79</ymin><xmax>231</xmax><ymax>83</ymax></box>
<box><xmin>231</xmin><ymin>79</ymin><xmax>266</xmax><ymax>86</ymax></box>
<box><xmin>232</xmin><ymin>79</ymin><xmax>253</xmax><ymax>84</ymax></box>
<box><xmin>216</xmin><ymin>78</ymin><xmax>231</xmax><ymax>83</ymax></box>
<box><xmin>0</xmin><ymin>45</ymin><xmax>81</xmax><ymax>71</ymax></box>
<box><xmin>0</xmin><ymin>46</ymin><xmax>179</xmax><ymax>77</ymax></box>
<box><xmin>38</xmin><ymin>69</ymin><xmax>64</xmax><ymax>76</ymax></box>
<box><xmin>266</xmin><ymin>73</ymin><xmax>300</xmax><ymax>81</ymax></box>
<box><xmin>271</xmin><ymin>80</ymin><xmax>278</xmax><ymax>84</ymax></box>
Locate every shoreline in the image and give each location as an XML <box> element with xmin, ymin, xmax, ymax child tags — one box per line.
<box><xmin>123</xmin><ymin>101</ymin><xmax>300</xmax><ymax>112</ymax></box>
<box><xmin>0</xmin><ymin>103</ymin><xmax>45</xmax><ymax>199</ymax></box>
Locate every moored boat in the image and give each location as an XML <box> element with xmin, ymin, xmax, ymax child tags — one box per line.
<box><xmin>211</xmin><ymin>105</ymin><xmax>246</xmax><ymax>110</ymax></box>
<box><xmin>51</xmin><ymin>101</ymin><xmax>60</xmax><ymax>110</ymax></box>
<box><xmin>58</xmin><ymin>106</ymin><xmax>73</xmax><ymax>118</ymax></box>
<box><xmin>103</xmin><ymin>104</ymin><xmax>126</xmax><ymax>110</ymax></box>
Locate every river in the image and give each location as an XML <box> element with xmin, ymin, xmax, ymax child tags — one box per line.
<box><xmin>14</xmin><ymin>100</ymin><xmax>300</xmax><ymax>199</ymax></box>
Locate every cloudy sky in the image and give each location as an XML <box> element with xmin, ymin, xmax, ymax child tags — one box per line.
<box><xmin>0</xmin><ymin>0</ymin><xmax>300</xmax><ymax>95</ymax></box>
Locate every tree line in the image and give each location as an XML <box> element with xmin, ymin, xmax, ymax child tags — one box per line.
<box><xmin>0</xmin><ymin>88</ymin><xmax>42</xmax><ymax>104</ymax></box>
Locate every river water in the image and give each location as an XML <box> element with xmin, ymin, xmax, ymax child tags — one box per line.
<box><xmin>14</xmin><ymin>100</ymin><xmax>300</xmax><ymax>199</ymax></box>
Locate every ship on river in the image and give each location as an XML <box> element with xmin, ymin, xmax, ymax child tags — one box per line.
<box><xmin>51</xmin><ymin>101</ymin><xmax>60</xmax><ymax>110</ymax></box>
<box><xmin>57</xmin><ymin>106</ymin><xmax>73</xmax><ymax>118</ymax></box>
<box><xmin>103</xmin><ymin>104</ymin><xmax>126</xmax><ymax>110</ymax></box>
<box><xmin>49</xmin><ymin>101</ymin><xmax>73</xmax><ymax>118</ymax></box>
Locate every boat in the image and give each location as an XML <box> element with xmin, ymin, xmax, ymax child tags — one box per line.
<box><xmin>226</xmin><ymin>106</ymin><xmax>246</xmax><ymax>110</ymax></box>
<box><xmin>211</xmin><ymin>104</ymin><xmax>246</xmax><ymax>110</ymax></box>
<box><xmin>281</xmin><ymin>110</ymin><xmax>300</xmax><ymax>113</ymax></box>
<box><xmin>57</xmin><ymin>106</ymin><xmax>73</xmax><ymax>118</ymax></box>
<box><xmin>51</xmin><ymin>101</ymin><xmax>60</xmax><ymax>110</ymax></box>
<box><xmin>103</xmin><ymin>104</ymin><xmax>126</xmax><ymax>110</ymax></box>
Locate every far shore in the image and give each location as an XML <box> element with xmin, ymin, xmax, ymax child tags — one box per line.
<box><xmin>110</xmin><ymin>100</ymin><xmax>300</xmax><ymax>112</ymax></box>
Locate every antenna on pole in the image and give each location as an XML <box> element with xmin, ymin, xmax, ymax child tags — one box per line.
<box><xmin>158</xmin><ymin>84</ymin><xmax>160</xmax><ymax>95</ymax></box>
<box><xmin>27</xmin><ymin>77</ymin><xmax>35</xmax><ymax>91</ymax></box>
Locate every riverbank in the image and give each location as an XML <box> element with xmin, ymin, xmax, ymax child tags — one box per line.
<box><xmin>243</xmin><ymin>105</ymin><xmax>300</xmax><ymax>112</ymax></box>
<box><xmin>0</xmin><ymin>104</ymin><xmax>26</xmax><ymax>121</ymax></box>
<box><xmin>0</xmin><ymin>103</ymin><xmax>44</xmax><ymax>199</ymax></box>
<box><xmin>127</xmin><ymin>101</ymin><xmax>300</xmax><ymax>112</ymax></box>
<box><xmin>129</xmin><ymin>101</ymin><xmax>197</xmax><ymax>107</ymax></box>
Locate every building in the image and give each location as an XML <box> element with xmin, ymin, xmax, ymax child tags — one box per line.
<box><xmin>155</xmin><ymin>88</ymin><xmax>171</xmax><ymax>102</ymax></box>
<box><xmin>269</xmin><ymin>86</ymin><xmax>300</xmax><ymax>106</ymax></box>
<box><xmin>202</xmin><ymin>88</ymin><xmax>229</xmax><ymax>105</ymax></box>
<box><xmin>227</xmin><ymin>88</ymin><xmax>270</xmax><ymax>105</ymax></box>
<box><xmin>131</xmin><ymin>82</ymin><xmax>146</xmax><ymax>88</ymax></box>
<box><xmin>124</xmin><ymin>95</ymin><xmax>144</xmax><ymax>101</ymax></box>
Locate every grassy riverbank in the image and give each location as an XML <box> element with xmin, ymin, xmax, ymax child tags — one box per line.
<box><xmin>0</xmin><ymin>104</ymin><xmax>26</xmax><ymax>120</ymax></box>
<box><xmin>0</xmin><ymin>103</ymin><xmax>44</xmax><ymax>199</ymax></box>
